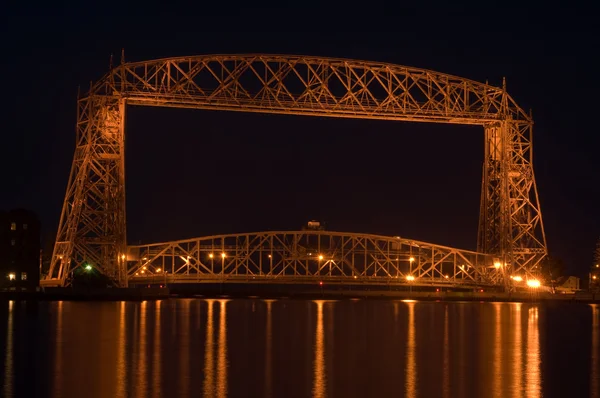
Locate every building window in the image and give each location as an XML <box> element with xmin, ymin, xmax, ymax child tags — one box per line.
<box><xmin>23</xmin><ymin>223</ymin><xmax>28</xmax><ymax>230</ymax></box>
<box><xmin>8</xmin><ymin>273</ymin><xmax>15</xmax><ymax>281</ymax></box>
<box><xmin>21</xmin><ymin>272</ymin><xmax>27</xmax><ymax>281</ymax></box>
<box><xmin>10</xmin><ymin>239</ymin><xmax>15</xmax><ymax>246</ymax></box>
<box><xmin>10</xmin><ymin>222</ymin><xmax>16</xmax><ymax>231</ymax></box>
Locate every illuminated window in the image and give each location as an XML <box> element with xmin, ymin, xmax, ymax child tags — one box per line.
<box><xmin>23</xmin><ymin>224</ymin><xmax>28</xmax><ymax>230</ymax></box>
<box><xmin>21</xmin><ymin>272</ymin><xmax>27</xmax><ymax>281</ymax></box>
<box><xmin>10</xmin><ymin>222</ymin><xmax>16</xmax><ymax>231</ymax></box>
<box><xmin>8</xmin><ymin>273</ymin><xmax>15</xmax><ymax>281</ymax></box>
<box><xmin>10</xmin><ymin>239</ymin><xmax>15</xmax><ymax>246</ymax></box>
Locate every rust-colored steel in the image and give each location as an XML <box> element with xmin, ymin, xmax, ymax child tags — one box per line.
<box><xmin>42</xmin><ymin>54</ymin><xmax>546</xmax><ymax>288</ymax></box>
<box><xmin>125</xmin><ymin>231</ymin><xmax>500</xmax><ymax>287</ymax></box>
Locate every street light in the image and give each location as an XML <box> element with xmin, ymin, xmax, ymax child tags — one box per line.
<box><xmin>318</xmin><ymin>255</ymin><xmax>324</xmax><ymax>261</ymax></box>
<box><xmin>526</xmin><ymin>279</ymin><xmax>541</xmax><ymax>288</ymax></box>
<box><xmin>494</xmin><ymin>262</ymin><xmax>502</xmax><ymax>269</ymax></box>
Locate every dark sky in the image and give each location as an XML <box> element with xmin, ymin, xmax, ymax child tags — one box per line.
<box><xmin>1</xmin><ymin>5</ymin><xmax>598</xmax><ymax>277</ymax></box>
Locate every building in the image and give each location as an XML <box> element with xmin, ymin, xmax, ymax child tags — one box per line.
<box><xmin>0</xmin><ymin>209</ymin><xmax>40</xmax><ymax>289</ymax></box>
<box><xmin>555</xmin><ymin>276</ymin><xmax>581</xmax><ymax>294</ymax></box>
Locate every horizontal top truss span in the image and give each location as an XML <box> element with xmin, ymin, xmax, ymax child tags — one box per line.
<box><xmin>90</xmin><ymin>54</ymin><xmax>530</xmax><ymax>125</ymax></box>
<box><xmin>126</xmin><ymin>231</ymin><xmax>501</xmax><ymax>287</ymax></box>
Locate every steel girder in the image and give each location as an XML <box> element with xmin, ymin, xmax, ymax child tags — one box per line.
<box><xmin>126</xmin><ymin>231</ymin><xmax>499</xmax><ymax>287</ymax></box>
<box><xmin>42</xmin><ymin>54</ymin><xmax>546</xmax><ymax>287</ymax></box>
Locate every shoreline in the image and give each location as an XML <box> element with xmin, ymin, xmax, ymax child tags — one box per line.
<box><xmin>1</xmin><ymin>285</ymin><xmax>598</xmax><ymax>303</ymax></box>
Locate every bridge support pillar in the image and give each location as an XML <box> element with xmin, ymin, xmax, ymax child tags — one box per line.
<box><xmin>479</xmin><ymin>119</ymin><xmax>547</xmax><ymax>289</ymax></box>
<box><xmin>46</xmin><ymin>95</ymin><xmax>128</xmax><ymax>287</ymax></box>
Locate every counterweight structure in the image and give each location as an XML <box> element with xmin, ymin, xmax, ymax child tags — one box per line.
<box><xmin>42</xmin><ymin>54</ymin><xmax>546</xmax><ymax>288</ymax></box>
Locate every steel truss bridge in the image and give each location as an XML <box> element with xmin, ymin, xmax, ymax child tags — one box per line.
<box><xmin>126</xmin><ymin>231</ymin><xmax>500</xmax><ymax>287</ymax></box>
<box><xmin>42</xmin><ymin>54</ymin><xmax>547</xmax><ymax>289</ymax></box>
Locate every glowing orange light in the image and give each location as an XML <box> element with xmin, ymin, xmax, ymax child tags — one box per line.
<box><xmin>526</xmin><ymin>279</ymin><xmax>541</xmax><ymax>288</ymax></box>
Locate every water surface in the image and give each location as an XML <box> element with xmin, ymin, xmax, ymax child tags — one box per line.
<box><xmin>0</xmin><ymin>299</ymin><xmax>598</xmax><ymax>397</ymax></box>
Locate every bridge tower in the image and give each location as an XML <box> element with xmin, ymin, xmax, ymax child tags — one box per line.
<box><xmin>48</xmin><ymin>94</ymin><xmax>128</xmax><ymax>286</ymax></box>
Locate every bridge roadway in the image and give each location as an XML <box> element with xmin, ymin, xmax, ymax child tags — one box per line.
<box><xmin>125</xmin><ymin>231</ymin><xmax>503</xmax><ymax>288</ymax></box>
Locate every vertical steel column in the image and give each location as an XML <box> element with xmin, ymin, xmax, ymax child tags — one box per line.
<box><xmin>479</xmin><ymin>122</ymin><xmax>511</xmax><ymax>285</ymax></box>
<box><xmin>47</xmin><ymin>95</ymin><xmax>127</xmax><ymax>286</ymax></box>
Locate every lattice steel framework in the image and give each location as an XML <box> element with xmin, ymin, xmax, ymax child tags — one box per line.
<box><xmin>43</xmin><ymin>54</ymin><xmax>546</xmax><ymax>287</ymax></box>
<box><xmin>126</xmin><ymin>231</ymin><xmax>499</xmax><ymax>287</ymax></box>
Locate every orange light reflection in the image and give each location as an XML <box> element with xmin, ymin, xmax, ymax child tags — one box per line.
<box><xmin>136</xmin><ymin>301</ymin><xmax>148</xmax><ymax>398</ymax></box>
<box><xmin>264</xmin><ymin>300</ymin><xmax>275</xmax><ymax>398</ymax></box>
<box><xmin>525</xmin><ymin>306</ymin><xmax>541</xmax><ymax>398</ymax></box>
<box><xmin>512</xmin><ymin>303</ymin><xmax>522</xmax><ymax>397</ymax></box>
<box><xmin>313</xmin><ymin>300</ymin><xmax>326</xmax><ymax>398</ymax></box>
<box><xmin>53</xmin><ymin>301</ymin><xmax>64</xmax><ymax>397</ymax></box>
<box><xmin>3</xmin><ymin>301</ymin><xmax>14</xmax><ymax>398</ymax></box>
<box><xmin>442</xmin><ymin>305</ymin><xmax>450</xmax><ymax>398</ymax></box>
<box><xmin>493</xmin><ymin>303</ymin><xmax>503</xmax><ymax>398</ymax></box>
<box><xmin>590</xmin><ymin>304</ymin><xmax>598</xmax><ymax>397</ymax></box>
<box><xmin>152</xmin><ymin>300</ymin><xmax>162</xmax><ymax>398</ymax></box>
<box><xmin>405</xmin><ymin>301</ymin><xmax>417</xmax><ymax>397</ymax></box>
<box><xmin>203</xmin><ymin>300</ymin><xmax>215</xmax><ymax>397</ymax></box>
<box><xmin>117</xmin><ymin>301</ymin><xmax>127</xmax><ymax>398</ymax></box>
<box><xmin>216</xmin><ymin>300</ymin><xmax>229</xmax><ymax>398</ymax></box>
<box><xmin>180</xmin><ymin>300</ymin><xmax>191</xmax><ymax>398</ymax></box>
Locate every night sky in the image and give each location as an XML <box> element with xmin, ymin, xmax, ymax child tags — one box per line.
<box><xmin>1</xmin><ymin>6</ymin><xmax>598</xmax><ymax>277</ymax></box>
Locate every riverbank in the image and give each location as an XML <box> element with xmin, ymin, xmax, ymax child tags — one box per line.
<box><xmin>1</xmin><ymin>284</ymin><xmax>599</xmax><ymax>303</ymax></box>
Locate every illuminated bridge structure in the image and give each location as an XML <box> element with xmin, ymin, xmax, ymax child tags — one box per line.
<box><xmin>126</xmin><ymin>231</ymin><xmax>500</xmax><ymax>287</ymax></box>
<box><xmin>42</xmin><ymin>54</ymin><xmax>547</xmax><ymax>289</ymax></box>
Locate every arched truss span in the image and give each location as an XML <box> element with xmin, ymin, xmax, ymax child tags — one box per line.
<box><xmin>126</xmin><ymin>231</ymin><xmax>501</xmax><ymax>287</ymax></box>
<box><xmin>43</xmin><ymin>54</ymin><xmax>547</xmax><ymax>288</ymax></box>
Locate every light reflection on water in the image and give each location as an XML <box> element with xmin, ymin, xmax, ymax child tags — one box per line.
<box><xmin>3</xmin><ymin>301</ymin><xmax>13</xmax><ymax>398</ymax></box>
<box><xmin>493</xmin><ymin>302</ymin><xmax>502</xmax><ymax>398</ymax></box>
<box><xmin>216</xmin><ymin>300</ymin><xmax>228</xmax><ymax>398</ymax></box>
<box><xmin>152</xmin><ymin>300</ymin><xmax>161</xmax><ymax>398</ymax></box>
<box><xmin>264</xmin><ymin>300</ymin><xmax>275</xmax><ymax>398</ymax></box>
<box><xmin>202</xmin><ymin>300</ymin><xmax>215</xmax><ymax>397</ymax></box>
<box><xmin>526</xmin><ymin>307</ymin><xmax>541</xmax><ymax>398</ymax></box>
<box><xmin>443</xmin><ymin>305</ymin><xmax>450</xmax><ymax>398</ymax></box>
<box><xmin>592</xmin><ymin>304</ymin><xmax>599</xmax><ymax>398</ymax></box>
<box><xmin>405</xmin><ymin>301</ymin><xmax>416</xmax><ymax>397</ymax></box>
<box><xmin>512</xmin><ymin>303</ymin><xmax>523</xmax><ymax>397</ymax></box>
<box><xmin>1</xmin><ymin>299</ymin><xmax>598</xmax><ymax>397</ymax></box>
<box><xmin>313</xmin><ymin>300</ymin><xmax>326</xmax><ymax>398</ymax></box>
<box><xmin>117</xmin><ymin>301</ymin><xmax>127</xmax><ymax>398</ymax></box>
